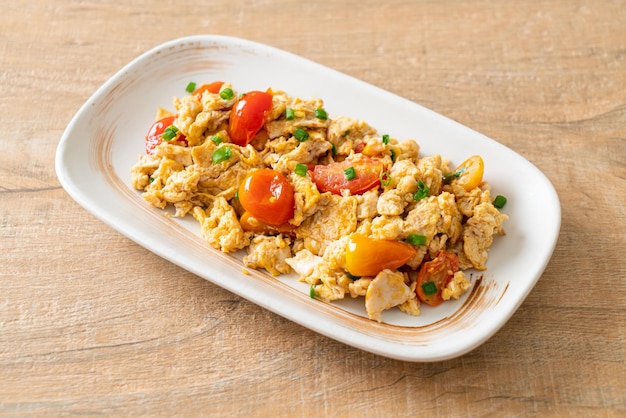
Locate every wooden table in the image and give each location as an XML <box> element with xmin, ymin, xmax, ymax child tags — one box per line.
<box><xmin>2</xmin><ymin>1</ymin><xmax>624</xmax><ymax>416</ymax></box>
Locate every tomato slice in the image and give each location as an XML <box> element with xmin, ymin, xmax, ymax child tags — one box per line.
<box><xmin>309</xmin><ymin>156</ymin><xmax>383</xmax><ymax>195</ymax></box>
<box><xmin>228</xmin><ymin>90</ymin><xmax>273</xmax><ymax>146</ymax></box>
<box><xmin>345</xmin><ymin>234</ymin><xmax>416</xmax><ymax>277</ymax></box>
<box><xmin>238</xmin><ymin>169</ymin><xmax>295</xmax><ymax>225</ymax></box>
<box><xmin>239</xmin><ymin>211</ymin><xmax>296</xmax><ymax>234</ymax></box>
<box><xmin>145</xmin><ymin>116</ymin><xmax>187</xmax><ymax>154</ymax></box>
<box><xmin>193</xmin><ymin>81</ymin><xmax>224</xmax><ymax>100</ymax></box>
<box><xmin>415</xmin><ymin>250</ymin><xmax>460</xmax><ymax>306</ymax></box>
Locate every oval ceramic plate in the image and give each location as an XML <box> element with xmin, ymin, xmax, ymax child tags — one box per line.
<box><xmin>55</xmin><ymin>35</ymin><xmax>561</xmax><ymax>362</ymax></box>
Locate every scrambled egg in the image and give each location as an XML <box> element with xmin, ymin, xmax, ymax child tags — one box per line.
<box><xmin>131</xmin><ymin>83</ymin><xmax>508</xmax><ymax>322</ymax></box>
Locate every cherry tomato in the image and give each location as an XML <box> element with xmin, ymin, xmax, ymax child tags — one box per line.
<box><xmin>345</xmin><ymin>234</ymin><xmax>416</xmax><ymax>277</ymax></box>
<box><xmin>239</xmin><ymin>211</ymin><xmax>296</xmax><ymax>235</ymax></box>
<box><xmin>453</xmin><ymin>155</ymin><xmax>484</xmax><ymax>191</ymax></box>
<box><xmin>228</xmin><ymin>90</ymin><xmax>273</xmax><ymax>146</ymax></box>
<box><xmin>193</xmin><ymin>81</ymin><xmax>224</xmax><ymax>100</ymax></box>
<box><xmin>416</xmin><ymin>250</ymin><xmax>460</xmax><ymax>306</ymax></box>
<box><xmin>309</xmin><ymin>156</ymin><xmax>383</xmax><ymax>195</ymax></box>
<box><xmin>145</xmin><ymin>116</ymin><xmax>187</xmax><ymax>154</ymax></box>
<box><xmin>238</xmin><ymin>169</ymin><xmax>295</xmax><ymax>225</ymax></box>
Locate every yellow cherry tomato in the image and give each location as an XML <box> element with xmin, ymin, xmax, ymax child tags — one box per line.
<box><xmin>453</xmin><ymin>155</ymin><xmax>484</xmax><ymax>191</ymax></box>
<box><xmin>345</xmin><ymin>234</ymin><xmax>416</xmax><ymax>277</ymax></box>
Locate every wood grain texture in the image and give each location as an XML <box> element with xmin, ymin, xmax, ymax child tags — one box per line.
<box><xmin>1</xmin><ymin>0</ymin><xmax>624</xmax><ymax>416</ymax></box>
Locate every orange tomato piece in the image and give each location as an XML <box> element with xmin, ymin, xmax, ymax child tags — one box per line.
<box><xmin>345</xmin><ymin>234</ymin><xmax>416</xmax><ymax>277</ymax></box>
<box><xmin>239</xmin><ymin>211</ymin><xmax>296</xmax><ymax>234</ymax></box>
<box><xmin>192</xmin><ymin>81</ymin><xmax>224</xmax><ymax>100</ymax></box>
<box><xmin>238</xmin><ymin>169</ymin><xmax>295</xmax><ymax>225</ymax></box>
<box><xmin>453</xmin><ymin>155</ymin><xmax>484</xmax><ymax>191</ymax></box>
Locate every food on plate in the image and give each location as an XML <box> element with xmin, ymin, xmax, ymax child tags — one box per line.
<box><xmin>131</xmin><ymin>81</ymin><xmax>508</xmax><ymax>322</ymax></box>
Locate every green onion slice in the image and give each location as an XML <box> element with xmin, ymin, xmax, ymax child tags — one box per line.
<box><xmin>380</xmin><ymin>171</ymin><xmax>392</xmax><ymax>187</ymax></box>
<box><xmin>295</xmin><ymin>163</ymin><xmax>308</xmax><ymax>176</ymax></box>
<box><xmin>442</xmin><ymin>167</ymin><xmax>467</xmax><ymax>183</ymax></box>
<box><xmin>212</xmin><ymin>146</ymin><xmax>232</xmax><ymax>164</ymax></box>
<box><xmin>344</xmin><ymin>166</ymin><xmax>357</xmax><ymax>181</ymax></box>
<box><xmin>493</xmin><ymin>195</ymin><xmax>507</xmax><ymax>208</ymax></box>
<box><xmin>346</xmin><ymin>272</ymin><xmax>361</xmax><ymax>281</ymax></box>
<box><xmin>219</xmin><ymin>87</ymin><xmax>234</xmax><ymax>100</ymax></box>
<box><xmin>342</xmin><ymin>130</ymin><xmax>350</xmax><ymax>138</ymax></box>
<box><xmin>185</xmin><ymin>81</ymin><xmax>196</xmax><ymax>93</ymax></box>
<box><xmin>161</xmin><ymin>125</ymin><xmax>179</xmax><ymax>141</ymax></box>
<box><xmin>331</xmin><ymin>143</ymin><xmax>338</xmax><ymax>156</ymax></box>
<box><xmin>309</xmin><ymin>284</ymin><xmax>316</xmax><ymax>299</ymax></box>
<box><xmin>390</xmin><ymin>149</ymin><xmax>396</xmax><ymax>162</ymax></box>
<box><xmin>406</xmin><ymin>234</ymin><xmax>427</xmax><ymax>246</ymax></box>
<box><xmin>413</xmin><ymin>180</ymin><xmax>430</xmax><ymax>200</ymax></box>
<box><xmin>382</xmin><ymin>134</ymin><xmax>390</xmax><ymax>145</ymax></box>
<box><xmin>315</xmin><ymin>108</ymin><xmax>328</xmax><ymax>120</ymax></box>
<box><xmin>422</xmin><ymin>281</ymin><xmax>438</xmax><ymax>296</ymax></box>
<box><xmin>285</xmin><ymin>108</ymin><xmax>295</xmax><ymax>120</ymax></box>
<box><xmin>210</xmin><ymin>135</ymin><xmax>222</xmax><ymax>145</ymax></box>
<box><xmin>293</xmin><ymin>128</ymin><xmax>309</xmax><ymax>142</ymax></box>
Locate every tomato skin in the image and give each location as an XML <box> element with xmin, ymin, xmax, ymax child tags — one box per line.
<box><xmin>345</xmin><ymin>234</ymin><xmax>416</xmax><ymax>277</ymax></box>
<box><xmin>238</xmin><ymin>169</ymin><xmax>295</xmax><ymax>225</ymax></box>
<box><xmin>228</xmin><ymin>91</ymin><xmax>273</xmax><ymax>146</ymax></box>
<box><xmin>416</xmin><ymin>250</ymin><xmax>460</xmax><ymax>306</ymax></box>
<box><xmin>193</xmin><ymin>81</ymin><xmax>224</xmax><ymax>100</ymax></box>
<box><xmin>239</xmin><ymin>211</ymin><xmax>296</xmax><ymax>234</ymax></box>
<box><xmin>310</xmin><ymin>156</ymin><xmax>383</xmax><ymax>195</ymax></box>
<box><xmin>145</xmin><ymin>116</ymin><xmax>187</xmax><ymax>154</ymax></box>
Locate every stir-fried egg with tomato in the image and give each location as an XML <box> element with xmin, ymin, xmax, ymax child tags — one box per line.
<box><xmin>131</xmin><ymin>82</ymin><xmax>508</xmax><ymax>322</ymax></box>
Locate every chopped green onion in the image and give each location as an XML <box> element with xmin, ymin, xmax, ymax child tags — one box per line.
<box><xmin>413</xmin><ymin>180</ymin><xmax>430</xmax><ymax>200</ymax></box>
<box><xmin>235</xmin><ymin>189</ymin><xmax>239</xmax><ymax>201</ymax></box>
<box><xmin>212</xmin><ymin>146</ymin><xmax>232</xmax><ymax>164</ymax></box>
<box><xmin>422</xmin><ymin>281</ymin><xmax>438</xmax><ymax>296</ymax></box>
<box><xmin>382</xmin><ymin>134</ymin><xmax>390</xmax><ymax>145</ymax></box>
<box><xmin>406</xmin><ymin>234</ymin><xmax>427</xmax><ymax>246</ymax></box>
<box><xmin>390</xmin><ymin>149</ymin><xmax>396</xmax><ymax>162</ymax></box>
<box><xmin>442</xmin><ymin>167</ymin><xmax>467</xmax><ymax>183</ymax></box>
<box><xmin>342</xmin><ymin>130</ymin><xmax>351</xmax><ymax>137</ymax></box>
<box><xmin>285</xmin><ymin>108</ymin><xmax>295</xmax><ymax>120</ymax></box>
<box><xmin>149</xmin><ymin>177</ymin><xmax>155</xmax><ymax>183</ymax></box>
<box><xmin>493</xmin><ymin>195</ymin><xmax>507</xmax><ymax>208</ymax></box>
<box><xmin>219</xmin><ymin>87</ymin><xmax>234</xmax><ymax>100</ymax></box>
<box><xmin>331</xmin><ymin>143</ymin><xmax>338</xmax><ymax>156</ymax></box>
<box><xmin>344</xmin><ymin>166</ymin><xmax>357</xmax><ymax>181</ymax></box>
<box><xmin>185</xmin><ymin>81</ymin><xmax>196</xmax><ymax>93</ymax></box>
<box><xmin>346</xmin><ymin>272</ymin><xmax>360</xmax><ymax>280</ymax></box>
<box><xmin>161</xmin><ymin>125</ymin><xmax>179</xmax><ymax>141</ymax></box>
<box><xmin>210</xmin><ymin>135</ymin><xmax>222</xmax><ymax>145</ymax></box>
<box><xmin>295</xmin><ymin>163</ymin><xmax>308</xmax><ymax>176</ymax></box>
<box><xmin>315</xmin><ymin>108</ymin><xmax>328</xmax><ymax>120</ymax></box>
<box><xmin>380</xmin><ymin>171</ymin><xmax>392</xmax><ymax>187</ymax></box>
<box><xmin>309</xmin><ymin>284</ymin><xmax>316</xmax><ymax>299</ymax></box>
<box><xmin>293</xmin><ymin>128</ymin><xmax>309</xmax><ymax>142</ymax></box>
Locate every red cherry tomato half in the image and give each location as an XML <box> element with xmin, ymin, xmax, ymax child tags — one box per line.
<box><xmin>345</xmin><ymin>234</ymin><xmax>416</xmax><ymax>277</ymax></box>
<box><xmin>309</xmin><ymin>156</ymin><xmax>383</xmax><ymax>195</ymax></box>
<box><xmin>145</xmin><ymin>116</ymin><xmax>187</xmax><ymax>154</ymax></box>
<box><xmin>238</xmin><ymin>169</ymin><xmax>295</xmax><ymax>225</ymax></box>
<box><xmin>228</xmin><ymin>91</ymin><xmax>273</xmax><ymax>146</ymax></box>
<box><xmin>193</xmin><ymin>81</ymin><xmax>224</xmax><ymax>100</ymax></box>
<box><xmin>416</xmin><ymin>250</ymin><xmax>460</xmax><ymax>306</ymax></box>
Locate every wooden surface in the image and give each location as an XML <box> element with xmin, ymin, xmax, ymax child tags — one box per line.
<box><xmin>2</xmin><ymin>0</ymin><xmax>624</xmax><ymax>416</ymax></box>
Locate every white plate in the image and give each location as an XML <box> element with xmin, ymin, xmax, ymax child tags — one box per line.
<box><xmin>55</xmin><ymin>35</ymin><xmax>561</xmax><ymax>362</ymax></box>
